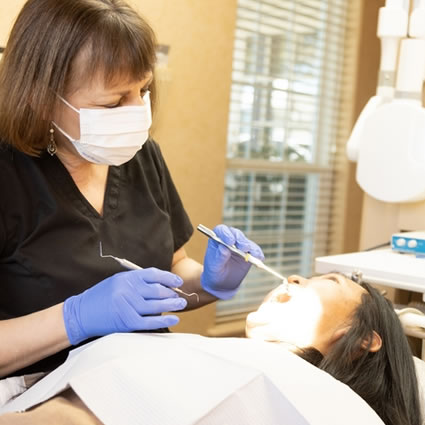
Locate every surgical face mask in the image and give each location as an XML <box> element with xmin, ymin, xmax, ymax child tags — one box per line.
<box><xmin>52</xmin><ymin>91</ymin><xmax>152</xmax><ymax>166</ymax></box>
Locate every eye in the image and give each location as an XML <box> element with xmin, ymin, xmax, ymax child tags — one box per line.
<box><xmin>104</xmin><ymin>100</ymin><xmax>121</xmax><ymax>109</ymax></box>
<box><xmin>326</xmin><ymin>274</ymin><xmax>341</xmax><ymax>283</ymax></box>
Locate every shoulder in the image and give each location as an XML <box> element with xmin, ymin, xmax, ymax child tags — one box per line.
<box><xmin>137</xmin><ymin>138</ymin><xmax>165</xmax><ymax>166</ymax></box>
<box><xmin>0</xmin><ymin>142</ymin><xmax>25</xmax><ymax>180</ymax></box>
<box><xmin>0</xmin><ymin>141</ymin><xmax>16</xmax><ymax>163</ymax></box>
<box><xmin>0</xmin><ymin>142</ymin><xmax>46</xmax><ymax>193</ymax></box>
<box><xmin>0</xmin><ymin>141</ymin><xmax>36</xmax><ymax>169</ymax></box>
<box><xmin>0</xmin><ymin>142</ymin><xmax>48</xmax><ymax>198</ymax></box>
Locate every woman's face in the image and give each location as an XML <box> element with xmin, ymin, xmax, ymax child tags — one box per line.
<box><xmin>245</xmin><ymin>273</ymin><xmax>366</xmax><ymax>353</ymax></box>
<box><xmin>53</xmin><ymin>49</ymin><xmax>153</xmax><ymax>160</ymax></box>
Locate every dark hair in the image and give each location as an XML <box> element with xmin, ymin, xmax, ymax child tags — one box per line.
<box><xmin>0</xmin><ymin>0</ymin><xmax>157</xmax><ymax>155</ymax></box>
<box><xmin>298</xmin><ymin>282</ymin><xmax>422</xmax><ymax>425</ymax></box>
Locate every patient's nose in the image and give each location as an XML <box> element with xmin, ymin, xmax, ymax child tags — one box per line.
<box><xmin>288</xmin><ymin>275</ymin><xmax>308</xmax><ymax>285</ymax></box>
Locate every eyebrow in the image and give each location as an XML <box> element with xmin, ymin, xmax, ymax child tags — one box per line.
<box><xmin>315</xmin><ymin>271</ymin><xmax>349</xmax><ymax>284</ymax></box>
<box><xmin>327</xmin><ymin>271</ymin><xmax>364</xmax><ymax>286</ymax></box>
<box><xmin>327</xmin><ymin>271</ymin><xmax>347</xmax><ymax>278</ymax></box>
<box><xmin>106</xmin><ymin>77</ymin><xmax>154</xmax><ymax>97</ymax></box>
<box><xmin>310</xmin><ymin>271</ymin><xmax>346</xmax><ymax>279</ymax></box>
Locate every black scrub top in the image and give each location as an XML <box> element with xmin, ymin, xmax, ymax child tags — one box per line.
<box><xmin>0</xmin><ymin>139</ymin><xmax>193</xmax><ymax>377</ymax></box>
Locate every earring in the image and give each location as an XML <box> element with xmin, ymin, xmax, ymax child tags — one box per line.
<box><xmin>47</xmin><ymin>124</ymin><xmax>57</xmax><ymax>156</ymax></box>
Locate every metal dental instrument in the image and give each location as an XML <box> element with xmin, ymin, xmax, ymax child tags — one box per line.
<box><xmin>197</xmin><ymin>224</ymin><xmax>289</xmax><ymax>293</ymax></box>
<box><xmin>99</xmin><ymin>242</ymin><xmax>199</xmax><ymax>302</ymax></box>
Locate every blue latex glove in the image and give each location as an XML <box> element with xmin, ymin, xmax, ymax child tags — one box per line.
<box><xmin>63</xmin><ymin>268</ymin><xmax>187</xmax><ymax>345</ymax></box>
<box><xmin>201</xmin><ymin>225</ymin><xmax>264</xmax><ymax>300</ymax></box>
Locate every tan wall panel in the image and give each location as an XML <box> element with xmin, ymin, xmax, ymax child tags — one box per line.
<box><xmin>344</xmin><ymin>0</ymin><xmax>383</xmax><ymax>253</ymax></box>
<box><xmin>399</xmin><ymin>203</ymin><xmax>425</xmax><ymax>231</ymax></box>
<box><xmin>0</xmin><ymin>1</ymin><xmax>25</xmax><ymax>45</ymax></box>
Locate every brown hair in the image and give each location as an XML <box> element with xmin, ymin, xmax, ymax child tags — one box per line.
<box><xmin>0</xmin><ymin>0</ymin><xmax>157</xmax><ymax>155</ymax></box>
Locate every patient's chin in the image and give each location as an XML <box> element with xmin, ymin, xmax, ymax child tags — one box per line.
<box><xmin>245</xmin><ymin>319</ymin><xmax>267</xmax><ymax>340</ymax></box>
<box><xmin>245</xmin><ymin>320</ymin><xmax>280</xmax><ymax>342</ymax></box>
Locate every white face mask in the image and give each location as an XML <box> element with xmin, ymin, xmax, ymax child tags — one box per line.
<box><xmin>52</xmin><ymin>91</ymin><xmax>152</xmax><ymax>166</ymax></box>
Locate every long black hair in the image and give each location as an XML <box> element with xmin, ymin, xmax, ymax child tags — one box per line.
<box><xmin>298</xmin><ymin>282</ymin><xmax>422</xmax><ymax>425</ymax></box>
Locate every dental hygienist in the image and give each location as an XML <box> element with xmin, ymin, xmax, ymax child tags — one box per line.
<box><xmin>0</xmin><ymin>0</ymin><xmax>264</xmax><ymax>393</ymax></box>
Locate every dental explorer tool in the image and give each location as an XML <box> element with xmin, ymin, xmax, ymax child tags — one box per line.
<box><xmin>99</xmin><ymin>242</ymin><xmax>199</xmax><ymax>302</ymax></box>
<box><xmin>197</xmin><ymin>224</ymin><xmax>289</xmax><ymax>293</ymax></box>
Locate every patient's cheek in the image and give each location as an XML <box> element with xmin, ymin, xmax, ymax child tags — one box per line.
<box><xmin>246</xmin><ymin>289</ymin><xmax>327</xmax><ymax>347</ymax></box>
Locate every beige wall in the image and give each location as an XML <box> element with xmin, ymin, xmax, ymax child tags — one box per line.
<box><xmin>0</xmin><ymin>0</ymin><xmax>237</xmax><ymax>335</ymax></box>
<box><xmin>343</xmin><ymin>0</ymin><xmax>383</xmax><ymax>254</ymax></box>
<box><xmin>0</xmin><ymin>2</ymin><xmax>25</xmax><ymax>45</ymax></box>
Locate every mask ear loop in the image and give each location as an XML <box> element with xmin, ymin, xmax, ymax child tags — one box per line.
<box><xmin>51</xmin><ymin>120</ymin><xmax>77</xmax><ymax>143</ymax></box>
<box><xmin>51</xmin><ymin>95</ymin><xmax>80</xmax><ymax>142</ymax></box>
<box><xmin>57</xmin><ymin>94</ymin><xmax>80</xmax><ymax>114</ymax></box>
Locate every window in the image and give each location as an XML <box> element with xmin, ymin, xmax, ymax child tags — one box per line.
<box><xmin>219</xmin><ymin>0</ymin><xmax>356</xmax><ymax>317</ymax></box>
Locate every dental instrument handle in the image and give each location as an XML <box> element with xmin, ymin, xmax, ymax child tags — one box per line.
<box><xmin>247</xmin><ymin>255</ymin><xmax>286</xmax><ymax>282</ymax></box>
<box><xmin>114</xmin><ymin>257</ymin><xmax>143</xmax><ymax>270</ymax></box>
<box><xmin>247</xmin><ymin>255</ymin><xmax>289</xmax><ymax>292</ymax></box>
<box><xmin>100</xmin><ymin>251</ymin><xmax>199</xmax><ymax>302</ymax></box>
<box><xmin>197</xmin><ymin>224</ymin><xmax>289</xmax><ymax>292</ymax></box>
<box><xmin>197</xmin><ymin>224</ymin><xmax>249</xmax><ymax>259</ymax></box>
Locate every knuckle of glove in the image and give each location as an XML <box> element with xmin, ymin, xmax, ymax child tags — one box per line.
<box><xmin>109</xmin><ymin>277</ymin><xmax>133</xmax><ymax>300</ymax></box>
<box><xmin>214</xmin><ymin>225</ymin><xmax>235</xmax><ymax>245</ymax></box>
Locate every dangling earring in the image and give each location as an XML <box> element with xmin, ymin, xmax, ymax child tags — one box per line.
<box><xmin>47</xmin><ymin>123</ymin><xmax>57</xmax><ymax>156</ymax></box>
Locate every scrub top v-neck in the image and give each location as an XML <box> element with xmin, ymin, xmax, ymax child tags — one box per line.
<box><xmin>0</xmin><ymin>139</ymin><xmax>193</xmax><ymax>376</ymax></box>
<box><xmin>50</xmin><ymin>153</ymin><xmax>122</xmax><ymax>220</ymax></box>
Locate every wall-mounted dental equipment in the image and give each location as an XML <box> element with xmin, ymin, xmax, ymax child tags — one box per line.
<box><xmin>391</xmin><ymin>230</ymin><xmax>425</xmax><ymax>254</ymax></box>
<box><xmin>348</xmin><ymin>0</ymin><xmax>425</xmax><ymax>203</ymax></box>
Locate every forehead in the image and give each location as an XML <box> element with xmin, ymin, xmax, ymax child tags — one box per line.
<box><xmin>66</xmin><ymin>44</ymin><xmax>152</xmax><ymax>95</ymax></box>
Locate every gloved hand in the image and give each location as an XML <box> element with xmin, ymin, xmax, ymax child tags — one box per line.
<box><xmin>63</xmin><ymin>268</ymin><xmax>187</xmax><ymax>345</ymax></box>
<box><xmin>201</xmin><ymin>225</ymin><xmax>264</xmax><ymax>300</ymax></box>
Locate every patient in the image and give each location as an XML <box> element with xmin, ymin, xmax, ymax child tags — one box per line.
<box><xmin>0</xmin><ymin>273</ymin><xmax>422</xmax><ymax>425</ymax></box>
<box><xmin>246</xmin><ymin>273</ymin><xmax>422</xmax><ymax>425</ymax></box>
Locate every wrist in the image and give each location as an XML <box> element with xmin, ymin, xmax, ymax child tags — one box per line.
<box><xmin>63</xmin><ymin>296</ymin><xmax>86</xmax><ymax>345</ymax></box>
<box><xmin>200</xmin><ymin>273</ymin><xmax>238</xmax><ymax>300</ymax></box>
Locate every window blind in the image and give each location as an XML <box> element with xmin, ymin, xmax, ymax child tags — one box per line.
<box><xmin>218</xmin><ymin>0</ymin><xmax>360</xmax><ymax>318</ymax></box>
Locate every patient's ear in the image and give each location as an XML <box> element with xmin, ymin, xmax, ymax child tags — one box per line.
<box><xmin>361</xmin><ymin>330</ymin><xmax>382</xmax><ymax>353</ymax></box>
<box><xmin>330</xmin><ymin>328</ymin><xmax>382</xmax><ymax>353</ymax></box>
